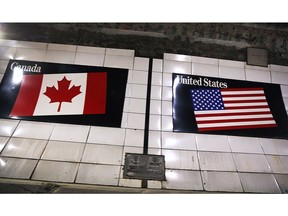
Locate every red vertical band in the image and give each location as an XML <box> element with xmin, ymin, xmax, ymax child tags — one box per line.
<box><xmin>10</xmin><ymin>74</ymin><xmax>43</xmax><ymax>117</ymax></box>
<box><xmin>83</xmin><ymin>72</ymin><xmax>107</xmax><ymax>114</ymax></box>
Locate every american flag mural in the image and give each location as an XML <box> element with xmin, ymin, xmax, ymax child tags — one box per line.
<box><xmin>191</xmin><ymin>88</ymin><xmax>277</xmax><ymax>132</ymax></box>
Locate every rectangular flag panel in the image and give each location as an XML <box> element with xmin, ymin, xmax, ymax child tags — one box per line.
<box><xmin>173</xmin><ymin>74</ymin><xmax>288</xmax><ymax>139</ymax></box>
<box><xmin>0</xmin><ymin>60</ymin><xmax>128</xmax><ymax>127</ymax></box>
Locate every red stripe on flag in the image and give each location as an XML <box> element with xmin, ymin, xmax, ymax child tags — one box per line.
<box><xmin>221</xmin><ymin>88</ymin><xmax>264</xmax><ymax>91</ymax></box>
<box><xmin>83</xmin><ymin>72</ymin><xmax>107</xmax><ymax>114</ymax></box>
<box><xmin>198</xmin><ymin>124</ymin><xmax>277</xmax><ymax>132</ymax></box>
<box><xmin>196</xmin><ymin>117</ymin><xmax>275</xmax><ymax>124</ymax></box>
<box><xmin>223</xmin><ymin>99</ymin><xmax>267</xmax><ymax>103</ymax></box>
<box><xmin>10</xmin><ymin>74</ymin><xmax>43</xmax><ymax>117</ymax></box>
<box><xmin>195</xmin><ymin>111</ymin><xmax>272</xmax><ymax>117</ymax></box>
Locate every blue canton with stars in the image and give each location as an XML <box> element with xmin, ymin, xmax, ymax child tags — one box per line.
<box><xmin>191</xmin><ymin>88</ymin><xmax>225</xmax><ymax>111</ymax></box>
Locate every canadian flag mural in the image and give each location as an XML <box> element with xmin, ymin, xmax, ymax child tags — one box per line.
<box><xmin>10</xmin><ymin>72</ymin><xmax>107</xmax><ymax>117</ymax></box>
<box><xmin>0</xmin><ymin>60</ymin><xmax>128</xmax><ymax>127</ymax></box>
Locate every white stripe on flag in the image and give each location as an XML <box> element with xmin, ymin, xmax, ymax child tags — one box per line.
<box><xmin>197</xmin><ymin>120</ymin><xmax>277</xmax><ymax>129</ymax></box>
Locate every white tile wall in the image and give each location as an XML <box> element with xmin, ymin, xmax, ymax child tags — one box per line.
<box><xmin>1</xmin><ymin>138</ymin><xmax>47</xmax><ymax>159</ymax></box>
<box><xmin>41</xmin><ymin>141</ymin><xmax>85</xmax><ymax>162</ymax></box>
<box><xmin>265</xmin><ymin>155</ymin><xmax>288</xmax><ymax>174</ymax></box>
<box><xmin>32</xmin><ymin>160</ymin><xmax>78</xmax><ymax>183</ymax></box>
<box><xmin>196</xmin><ymin>134</ymin><xmax>231</xmax><ymax>152</ymax></box>
<box><xmin>76</xmin><ymin>164</ymin><xmax>120</xmax><ymax>186</ymax></box>
<box><xmin>0</xmin><ymin>74</ymin><xmax>3</xmax><ymax>82</ymax></box>
<box><xmin>162</xmin><ymin>149</ymin><xmax>199</xmax><ymax>170</ymax></box>
<box><xmin>82</xmin><ymin>144</ymin><xmax>123</xmax><ymax>165</ymax></box>
<box><xmin>233</xmin><ymin>153</ymin><xmax>271</xmax><ymax>173</ymax></box>
<box><xmin>201</xmin><ymin>171</ymin><xmax>243</xmax><ymax>192</ymax></box>
<box><xmin>239</xmin><ymin>173</ymin><xmax>281</xmax><ymax>193</ymax></box>
<box><xmin>50</xmin><ymin>124</ymin><xmax>90</xmax><ymax>143</ymax></box>
<box><xmin>0</xmin><ymin>157</ymin><xmax>37</xmax><ymax>179</ymax></box>
<box><xmin>1</xmin><ymin>40</ymin><xmax>288</xmax><ymax>193</ymax></box>
<box><xmin>198</xmin><ymin>152</ymin><xmax>236</xmax><ymax>171</ymax></box>
<box><xmin>163</xmin><ymin>169</ymin><xmax>203</xmax><ymax>191</ymax></box>
<box><xmin>0</xmin><ymin>119</ymin><xmax>19</xmax><ymax>136</ymax></box>
<box><xmin>228</xmin><ymin>136</ymin><xmax>263</xmax><ymax>154</ymax></box>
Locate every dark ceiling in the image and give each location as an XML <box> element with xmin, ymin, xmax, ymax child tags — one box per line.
<box><xmin>1</xmin><ymin>23</ymin><xmax>288</xmax><ymax>66</ymax></box>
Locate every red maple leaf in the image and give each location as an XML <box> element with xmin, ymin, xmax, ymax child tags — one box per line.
<box><xmin>43</xmin><ymin>76</ymin><xmax>82</xmax><ymax>112</ymax></box>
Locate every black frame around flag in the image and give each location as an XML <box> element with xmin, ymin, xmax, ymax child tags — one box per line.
<box><xmin>0</xmin><ymin>60</ymin><xmax>128</xmax><ymax>128</ymax></box>
<box><xmin>172</xmin><ymin>73</ymin><xmax>288</xmax><ymax>139</ymax></box>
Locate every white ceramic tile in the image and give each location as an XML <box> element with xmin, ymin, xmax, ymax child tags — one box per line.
<box><xmin>15</xmin><ymin>48</ymin><xmax>47</xmax><ymax>61</ymax></box>
<box><xmin>125</xmin><ymin>83</ymin><xmax>132</xmax><ymax>97</ymax></box>
<box><xmin>0</xmin><ymin>39</ymin><xmax>19</xmax><ymax>47</ymax></box>
<box><xmin>283</xmin><ymin>98</ymin><xmax>288</xmax><ymax>112</ymax></box>
<box><xmin>82</xmin><ymin>144</ymin><xmax>123</xmax><ymax>165</ymax></box>
<box><xmin>163</xmin><ymin>60</ymin><xmax>192</xmax><ymax>74</ymax></box>
<box><xmin>150</xmin><ymin>100</ymin><xmax>161</xmax><ymax>115</ymax></box>
<box><xmin>271</xmin><ymin>65</ymin><xmax>288</xmax><ymax>73</ymax></box>
<box><xmin>0</xmin><ymin>74</ymin><xmax>3</xmax><ymax>82</ymax></box>
<box><xmin>48</xmin><ymin>43</ymin><xmax>77</xmax><ymax>52</ymax></box>
<box><xmin>106</xmin><ymin>48</ymin><xmax>134</xmax><ymax>56</ymax></box>
<box><xmin>196</xmin><ymin>134</ymin><xmax>231</xmax><ymax>152</ymax></box>
<box><xmin>162</xmin><ymin>87</ymin><xmax>172</xmax><ymax>101</ymax></box>
<box><xmin>118</xmin><ymin>168</ymin><xmax>142</xmax><ymax>188</ymax></box>
<box><xmin>271</xmin><ymin>71</ymin><xmax>288</xmax><ymax>85</ymax></box>
<box><xmin>163</xmin><ymin>169</ymin><xmax>203</xmax><ymax>191</ymax></box>
<box><xmin>228</xmin><ymin>136</ymin><xmax>263</xmax><ymax>154</ymax></box>
<box><xmin>127</xmin><ymin>113</ymin><xmax>145</xmax><ymax>129</ymax></box>
<box><xmin>191</xmin><ymin>56</ymin><xmax>219</xmax><ymax>65</ymax></box>
<box><xmin>104</xmin><ymin>55</ymin><xmax>134</xmax><ymax>69</ymax></box>
<box><xmin>74</xmin><ymin>52</ymin><xmax>105</xmax><ymax>66</ymax></box>
<box><xmin>147</xmin><ymin>180</ymin><xmax>162</xmax><ymax>189</ymax></box>
<box><xmin>45</xmin><ymin>50</ymin><xmax>76</xmax><ymax>64</ymax></box>
<box><xmin>13</xmin><ymin>121</ymin><xmax>55</xmax><ymax>140</ymax></box>
<box><xmin>151</xmin><ymin>86</ymin><xmax>162</xmax><ymax>100</ymax></box>
<box><xmin>152</xmin><ymin>72</ymin><xmax>162</xmax><ymax>86</ymax></box>
<box><xmin>245</xmin><ymin>69</ymin><xmax>271</xmax><ymax>83</ymax></box>
<box><xmin>121</xmin><ymin>146</ymin><xmax>143</xmax><ymax>165</ymax></box>
<box><xmin>198</xmin><ymin>152</ymin><xmax>236</xmax><ymax>171</ymax></box>
<box><xmin>0</xmin><ymin>137</ymin><xmax>9</xmax><ymax>153</ymax></box>
<box><xmin>162</xmin><ymin>149</ymin><xmax>199</xmax><ymax>170</ymax></box>
<box><xmin>1</xmin><ymin>138</ymin><xmax>47</xmax><ymax>159</ymax></box>
<box><xmin>164</xmin><ymin>53</ymin><xmax>192</xmax><ymax>62</ymax></box>
<box><xmin>88</xmin><ymin>126</ymin><xmax>125</xmax><ymax>146</ymax></box>
<box><xmin>162</xmin><ymin>101</ymin><xmax>172</xmax><ymax>116</ymax></box>
<box><xmin>121</xmin><ymin>112</ymin><xmax>128</xmax><ymax>128</ymax></box>
<box><xmin>274</xmin><ymin>174</ymin><xmax>288</xmax><ymax>193</ymax></box>
<box><xmin>77</xmin><ymin>46</ymin><xmax>105</xmax><ymax>54</ymax></box>
<box><xmin>265</xmin><ymin>155</ymin><xmax>288</xmax><ymax>174</ymax></box>
<box><xmin>41</xmin><ymin>141</ymin><xmax>85</xmax><ymax>162</ymax></box>
<box><xmin>148</xmin><ymin>148</ymin><xmax>161</xmax><ymax>155</ymax></box>
<box><xmin>50</xmin><ymin>124</ymin><xmax>90</xmax><ymax>143</ymax></box>
<box><xmin>239</xmin><ymin>173</ymin><xmax>281</xmax><ymax>193</ymax></box>
<box><xmin>162</xmin><ymin>73</ymin><xmax>172</xmax><ymax>87</ymax></box>
<box><xmin>162</xmin><ymin>132</ymin><xmax>197</xmax><ymax>150</ymax></box>
<box><xmin>149</xmin><ymin>115</ymin><xmax>161</xmax><ymax>131</ymax></box>
<box><xmin>152</xmin><ymin>59</ymin><xmax>163</xmax><ymax>72</ymax></box>
<box><xmin>0</xmin><ymin>46</ymin><xmax>17</xmax><ymax>59</ymax></box>
<box><xmin>233</xmin><ymin>153</ymin><xmax>271</xmax><ymax>173</ymax></box>
<box><xmin>0</xmin><ymin>60</ymin><xmax>9</xmax><ymax>73</ymax></box>
<box><xmin>134</xmin><ymin>57</ymin><xmax>149</xmax><ymax>71</ymax></box>
<box><xmin>0</xmin><ymin>157</ymin><xmax>37</xmax><ymax>179</ymax></box>
<box><xmin>149</xmin><ymin>131</ymin><xmax>161</xmax><ymax>148</ymax></box>
<box><xmin>0</xmin><ymin>119</ymin><xmax>19</xmax><ymax>136</ymax></box>
<box><xmin>259</xmin><ymin>138</ymin><xmax>288</xmax><ymax>155</ymax></box>
<box><xmin>283</xmin><ymin>89</ymin><xmax>288</xmax><ymax>99</ymax></box>
<box><xmin>76</xmin><ymin>164</ymin><xmax>120</xmax><ymax>186</ymax></box>
<box><xmin>130</xmin><ymin>84</ymin><xmax>147</xmax><ymax>99</ymax></box>
<box><xmin>32</xmin><ymin>160</ymin><xmax>78</xmax><ymax>183</ymax></box>
<box><xmin>245</xmin><ymin>64</ymin><xmax>270</xmax><ymax>71</ymax></box>
<box><xmin>124</xmin><ymin>129</ymin><xmax>144</xmax><ymax>147</ymax></box>
<box><xmin>162</xmin><ymin>116</ymin><xmax>173</xmax><ymax>132</ymax></box>
<box><xmin>201</xmin><ymin>171</ymin><xmax>243</xmax><ymax>192</ymax></box>
<box><xmin>127</xmin><ymin>98</ymin><xmax>146</xmax><ymax>114</ymax></box>
<box><xmin>219</xmin><ymin>59</ymin><xmax>245</xmax><ymax>68</ymax></box>
<box><xmin>219</xmin><ymin>66</ymin><xmax>246</xmax><ymax>80</ymax></box>
<box><xmin>130</xmin><ymin>70</ymin><xmax>148</xmax><ymax>84</ymax></box>
<box><xmin>18</xmin><ymin>41</ymin><xmax>47</xmax><ymax>49</ymax></box>
<box><xmin>192</xmin><ymin>63</ymin><xmax>219</xmax><ymax>77</ymax></box>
